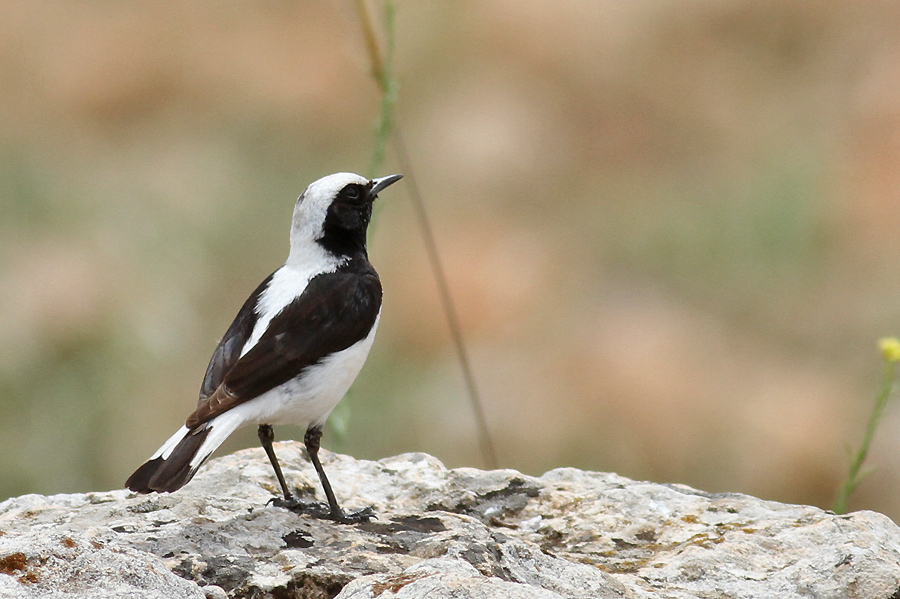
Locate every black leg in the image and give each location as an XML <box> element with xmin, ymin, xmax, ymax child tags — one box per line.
<box><xmin>258</xmin><ymin>424</ymin><xmax>292</xmax><ymax>501</ymax></box>
<box><xmin>304</xmin><ymin>425</ymin><xmax>341</xmax><ymax>518</ymax></box>
<box><xmin>305</xmin><ymin>425</ymin><xmax>374</xmax><ymax>524</ymax></box>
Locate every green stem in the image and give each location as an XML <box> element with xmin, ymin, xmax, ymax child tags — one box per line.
<box><xmin>832</xmin><ymin>359</ymin><xmax>897</xmax><ymax>513</ymax></box>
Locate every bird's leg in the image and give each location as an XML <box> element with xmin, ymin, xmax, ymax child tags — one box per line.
<box><xmin>258</xmin><ymin>424</ymin><xmax>293</xmax><ymax>501</ymax></box>
<box><xmin>304</xmin><ymin>425</ymin><xmax>374</xmax><ymax>524</ymax></box>
<box><xmin>261</xmin><ymin>425</ymin><xmax>324</xmax><ymax>513</ymax></box>
<box><xmin>303</xmin><ymin>425</ymin><xmax>340</xmax><ymax>517</ymax></box>
<box><xmin>262</xmin><ymin>424</ymin><xmax>373</xmax><ymax>523</ymax></box>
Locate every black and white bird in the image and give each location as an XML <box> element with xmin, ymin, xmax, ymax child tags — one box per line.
<box><xmin>126</xmin><ymin>172</ymin><xmax>402</xmax><ymax>523</ymax></box>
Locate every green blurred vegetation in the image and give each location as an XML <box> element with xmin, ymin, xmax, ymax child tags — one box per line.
<box><xmin>2</xmin><ymin>1</ymin><xmax>900</xmax><ymax>521</ymax></box>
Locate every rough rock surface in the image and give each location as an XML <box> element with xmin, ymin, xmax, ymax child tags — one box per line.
<box><xmin>1</xmin><ymin>445</ymin><xmax>899</xmax><ymax>599</ymax></box>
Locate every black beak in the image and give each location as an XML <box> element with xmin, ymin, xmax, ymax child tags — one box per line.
<box><xmin>369</xmin><ymin>174</ymin><xmax>403</xmax><ymax>198</ymax></box>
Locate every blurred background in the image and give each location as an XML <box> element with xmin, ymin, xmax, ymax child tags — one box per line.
<box><xmin>2</xmin><ymin>0</ymin><xmax>900</xmax><ymax>519</ymax></box>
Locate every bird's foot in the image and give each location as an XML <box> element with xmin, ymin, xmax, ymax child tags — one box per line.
<box><xmin>268</xmin><ymin>496</ymin><xmax>326</xmax><ymax>514</ymax></box>
<box><xmin>327</xmin><ymin>506</ymin><xmax>376</xmax><ymax>525</ymax></box>
<box><xmin>269</xmin><ymin>496</ymin><xmax>375</xmax><ymax>524</ymax></box>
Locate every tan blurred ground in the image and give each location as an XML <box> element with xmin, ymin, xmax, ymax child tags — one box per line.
<box><xmin>1</xmin><ymin>1</ymin><xmax>900</xmax><ymax>518</ymax></box>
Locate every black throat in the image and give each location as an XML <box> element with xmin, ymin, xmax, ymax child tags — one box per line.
<box><xmin>317</xmin><ymin>202</ymin><xmax>372</xmax><ymax>258</ymax></box>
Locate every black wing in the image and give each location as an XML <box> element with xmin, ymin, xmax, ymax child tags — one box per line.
<box><xmin>185</xmin><ymin>263</ymin><xmax>381</xmax><ymax>428</ymax></box>
<box><xmin>197</xmin><ymin>273</ymin><xmax>273</xmax><ymax>400</ymax></box>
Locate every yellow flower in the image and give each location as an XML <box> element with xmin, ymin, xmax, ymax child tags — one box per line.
<box><xmin>879</xmin><ymin>337</ymin><xmax>900</xmax><ymax>363</ymax></box>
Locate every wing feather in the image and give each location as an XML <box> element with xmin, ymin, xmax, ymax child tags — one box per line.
<box><xmin>197</xmin><ymin>273</ymin><xmax>273</xmax><ymax>400</ymax></box>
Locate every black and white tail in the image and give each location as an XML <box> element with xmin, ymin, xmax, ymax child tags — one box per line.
<box><xmin>125</xmin><ymin>414</ymin><xmax>242</xmax><ymax>493</ymax></box>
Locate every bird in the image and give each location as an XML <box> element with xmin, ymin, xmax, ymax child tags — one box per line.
<box><xmin>126</xmin><ymin>171</ymin><xmax>402</xmax><ymax>524</ymax></box>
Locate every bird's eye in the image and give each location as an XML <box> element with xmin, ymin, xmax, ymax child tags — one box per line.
<box><xmin>343</xmin><ymin>185</ymin><xmax>361</xmax><ymax>200</ymax></box>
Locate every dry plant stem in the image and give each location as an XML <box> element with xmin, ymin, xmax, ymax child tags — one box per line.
<box><xmin>355</xmin><ymin>0</ymin><xmax>395</xmax><ymax>176</ymax></box>
<box><xmin>354</xmin><ymin>0</ymin><xmax>499</xmax><ymax>468</ymax></box>
<box><xmin>392</xmin><ymin>126</ymin><xmax>500</xmax><ymax>469</ymax></box>
<box><xmin>354</xmin><ymin>0</ymin><xmax>387</xmax><ymax>84</ymax></box>
<box><xmin>832</xmin><ymin>359</ymin><xmax>898</xmax><ymax>514</ymax></box>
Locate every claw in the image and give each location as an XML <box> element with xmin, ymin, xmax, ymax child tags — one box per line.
<box><xmin>270</xmin><ymin>496</ymin><xmax>375</xmax><ymax>524</ymax></box>
<box><xmin>327</xmin><ymin>506</ymin><xmax>376</xmax><ymax>524</ymax></box>
<box><xmin>271</xmin><ymin>497</ymin><xmax>329</xmax><ymax>516</ymax></box>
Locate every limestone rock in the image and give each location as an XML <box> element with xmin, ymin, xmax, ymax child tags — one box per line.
<box><xmin>0</xmin><ymin>445</ymin><xmax>898</xmax><ymax>598</ymax></box>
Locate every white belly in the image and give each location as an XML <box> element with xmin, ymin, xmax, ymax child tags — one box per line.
<box><xmin>226</xmin><ymin>312</ymin><xmax>380</xmax><ymax>429</ymax></box>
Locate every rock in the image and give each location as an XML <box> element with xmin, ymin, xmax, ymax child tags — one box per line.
<box><xmin>0</xmin><ymin>445</ymin><xmax>898</xmax><ymax>598</ymax></box>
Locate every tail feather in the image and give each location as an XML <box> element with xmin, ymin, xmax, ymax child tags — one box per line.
<box><xmin>127</xmin><ymin>409</ymin><xmax>249</xmax><ymax>494</ymax></box>
<box><xmin>126</xmin><ymin>426</ymin><xmax>212</xmax><ymax>493</ymax></box>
